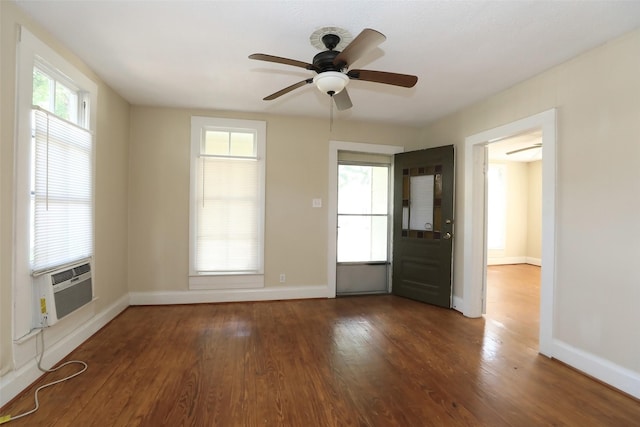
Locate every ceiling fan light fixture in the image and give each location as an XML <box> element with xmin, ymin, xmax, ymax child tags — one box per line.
<box><xmin>313</xmin><ymin>71</ymin><xmax>349</xmax><ymax>95</ymax></box>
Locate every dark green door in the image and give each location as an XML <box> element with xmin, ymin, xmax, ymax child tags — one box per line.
<box><xmin>392</xmin><ymin>145</ymin><xmax>454</xmax><ymax>307</ymax></box>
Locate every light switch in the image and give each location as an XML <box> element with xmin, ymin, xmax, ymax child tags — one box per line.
<box><xmin>312</xmin><ymin>198</ymin><xmax>322</xmax><ymax>208</ymax></box>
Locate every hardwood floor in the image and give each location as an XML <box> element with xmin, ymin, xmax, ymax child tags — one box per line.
<box><xmin>486</xmin><ymin>264</ymin><xmax>541</xmax><ymax>349</ymax></box>
<box><xmin>2</xmin><ymin>268</ymin><xmax>639</xmax><ymax>426</ymax></box>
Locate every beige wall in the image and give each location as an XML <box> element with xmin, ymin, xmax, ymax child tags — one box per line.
<box><xmin>488</xmin><ymin>161</ymin><xmax>528</xmax><ymax>261</ymax></box>
<box><xmin>526</xmin><ymin>160</ymin><xmax>542</xmax><ymax>260</ymax></box>
<box><xmin>505</xmin><ymin>162</ymin><xmax>528</xmax><ymax>258</ymax></box>
<box><xmin>0</xmin><ymin>2</ymin><xmax>130</xmax><ymax>376</ymax></box>
<box><xmin>419</xmin><ymin>29</ymin><xmax>640</xmax><ymax>371</ymax></box>
<box><xmin>488</xmin><ymin>160</ymin><xmax>542</xmax><ymax>263</ymax></box>
<box><xmin>128</xmin><ymin>107</ymin><xmax>418</xmax><ymax>292</ymax></box>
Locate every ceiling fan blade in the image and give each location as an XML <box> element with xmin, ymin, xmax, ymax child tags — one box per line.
<box><xmin>347</xmin><ymin>69</ymin><xmax>418</xmax><ymax>88</ymax></box>
<box><xmin>506</xmin><ymin>144</ymin><xmax>543</xmax><ymax>155</ymax></box>
<box><xmin>263</xmin><ymin>79</ymin><xmax>313</xmax><ymax>101</ymax></box>
<box><xmin>333</xmin><ymin>28</ymin><xmax>386</xmax><ymax>68</ymax></box>
<box><xmin>249</xmin><ymin>53</ymin><xmax>318</xmax><ymax>71</ymax></box>
<box><xmin>333</xmin><ymin>89</ymin><xmax>353</xmax><ymax>111</ymax></box>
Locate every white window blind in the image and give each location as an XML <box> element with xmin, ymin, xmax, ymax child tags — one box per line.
<box><xmin>195</xmin><ymin>157</ymin><xmax>260</xmax><ymax>272</ymax></box>
<box><xmin>409</xmin><ymin>174</ymin><xmax>435</xmax><ymax>231</ymax></box>
<box><xmin>31</xmin><ymin>108</ymin><xmax>93</xmax><ymax>274</ymax></box>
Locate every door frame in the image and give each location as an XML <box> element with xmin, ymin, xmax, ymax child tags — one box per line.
<box><xmin>327</xmin><ymin>141</ymin><xmax>404</xmax><ymax>298</ymax></box>
<box><xmin>463</xmin><ymin>109</ymin><xmax>556</xmax><ymax>357</ymax></box>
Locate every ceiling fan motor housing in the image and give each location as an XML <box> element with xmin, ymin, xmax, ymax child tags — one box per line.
<box><xmin>322</xmin><ymin>33</ymin><xmax>340</xmax><ymax>50</ymax></box>
<box><xmin>313</xmin><ymin>49</ymin><xmax>343</xmax><ymax>72</ymax></box>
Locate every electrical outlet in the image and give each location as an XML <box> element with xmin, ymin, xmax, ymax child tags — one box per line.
<box><xmin>279</xmin><ymin>273</ymin><xmax>286</xmax><ymax>283</ymax></box>
<box><xmin>312</xmin><ymin>198</ymin><xmax>322</xmax><ymax>208</ymax></box>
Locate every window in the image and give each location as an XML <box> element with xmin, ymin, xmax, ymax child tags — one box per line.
<box><xmin>14</xmin><ymin>27</ymin><xmax>97</xmax><ymax>338</ymax></box>
<box><xmin>337</xmin><ymin>164</ymin><xmax>389</xmax><ymax>262</ymax></box>
<box><xmin>30</xmin><ymin>64</ymin><xmax>93</xmax><ymax>273</ymax></box>
<box><xmin>487</xmin><ymin>164</ymin><xmax>506</xmax><ymax>250</ymax></box>
<box><xmin>189</xmin><ymin>117</ymin><xmax>266</xmax><ymax>289</ymax></box>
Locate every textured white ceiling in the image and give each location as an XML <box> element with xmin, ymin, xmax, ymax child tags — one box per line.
<box><xmin>13</xmin><ymin>0</ymin><xmax>640</xmax><ymax>127</ymax></box>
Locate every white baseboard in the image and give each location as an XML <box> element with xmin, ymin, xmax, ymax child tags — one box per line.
<box><xmin>487</xmin><ymin>257</ymin><xmax>542</xmax><ymax>266</ymax></box>
<box><xmin>487</xmin><ymin>256</ymin><xmax>526</xmax><ymax>265</ymax></box>
<box><xmin>526</xmin><ymin>257</ymin><xmax>542</xmax><ymax>266</ymax></box>
<box><xmin>452</xmin><ymin>296</ymin><xmax>464</xmax><ymax>314</ymax></box>
<box><xmin>552</xmin><ymin>339</ymin><xmax>640</xmax><ymax>399</ymax></box>
<box><xmin>129</xmin><ymin>284</ymin><xmax>331</xmax><ymax>305</ymax></box>
<box><xmin>0</xmin><ymin>294</ymin><xmax>129</xmax><ymax>407</ymax></box>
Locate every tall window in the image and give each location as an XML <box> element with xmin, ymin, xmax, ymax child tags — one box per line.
<box><xmin>30</xmin><ymin>64</ymin><xmax>93</xmax><ymax>273</ymax></box>
<box><xmin>189</xmin><ymin>117</ymin><xmax>266</xmax><ymax>289</ymax></box>
<box><xmin>14</xmin><ymin>27</ymin><xmax>97</xmax><ymax>338</ymax></box>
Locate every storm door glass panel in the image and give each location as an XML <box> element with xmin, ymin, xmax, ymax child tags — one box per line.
<box><xmin>337</xmin><ymin>165</ymin><xmax>389</xmax><ymax>262</ymax></box>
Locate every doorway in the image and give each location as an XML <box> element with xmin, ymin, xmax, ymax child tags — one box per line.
<box><xmin>485</xmin><ymin>133</ymin><xmax>542</xmax><ymax>336</ymax></box>
<box><xmin>327</xmin><ymin>141</ymin><xmax>404</xmax><ymax>297</ymax></box>
<box><xmin>463</xmin><ymin>109</ymin><xmax>556</xmax><ymax>357</ymax></box>
<box><xmin>336</xmin><ymin>158</ymin><xmax>391</xmax><ymax>295</ymax></box>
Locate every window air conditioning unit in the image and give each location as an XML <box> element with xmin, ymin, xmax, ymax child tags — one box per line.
<box><xmin>33</xmin><ymin>261</ymin><xmax>93</xmax><ymax>328</ymax></box>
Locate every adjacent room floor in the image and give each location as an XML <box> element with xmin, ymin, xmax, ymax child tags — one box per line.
<box><xmin>485</xmin><ymin>263</ymin><xmax>541</xmax><ymax>349</ymax></box>
<box><xmin>2</xmin><ymin>265</ymin><xmax>639</xmax><ymax>426</ymax></box>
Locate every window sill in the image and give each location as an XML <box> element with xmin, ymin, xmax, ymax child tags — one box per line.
<box><xmin>188</xmin><ymin>274</ymin><xmax>264</xmax><ymax>290</ymax></box>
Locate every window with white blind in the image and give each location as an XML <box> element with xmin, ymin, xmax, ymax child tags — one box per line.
<box><xmin>14</xmin><ymin>27</ymin><xmax>97</xmax><ymax>339</ymax></box>
<box><xmin>189</xmin><ymin>116</ymin><xmax>266</xmax><ymax>289</ymax></box>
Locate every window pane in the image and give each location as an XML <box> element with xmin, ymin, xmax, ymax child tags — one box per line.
<box><xmin>32</xmin><ymin>68</ymin><xmax>52</xmax><ymax>110</ymax></box>
<box><xmin>54</xmin><ymin>81</ymin><xmax>78</xmax><ymax>123</ymax></box>
<box><xmin>371</xmin><ymin>166</ymin><xmax>388</xmax><ymax>214</ymax></box>
<box><xmin>204</xmin><ymin>131</ymin><xmax>229</xmax><ymax>155</ymax></box>
<box><xmin>230</xmin><ymin>132</ymin><xmax>255</xmax><ymax>157</ymax></box>
<box><xmin>337</xmin><ymin>215</ymin><xmax>387</xmax><ymax>262</ymax></box>
<box><xmin>338</xmin><ymin>165</ymin><xmax>388</xmax><ymax>215</ymax></box>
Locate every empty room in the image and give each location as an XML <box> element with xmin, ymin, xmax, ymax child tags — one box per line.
<box><xmin>1</xmin><ymin>1</ymin><xmax>640</xmax><ymax>425</ymax></box>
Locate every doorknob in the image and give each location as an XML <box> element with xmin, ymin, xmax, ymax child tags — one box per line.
<box><xmin>443</xmin><ymin>232</ymin><xmax>452</xmax><ymax>240</ymax></box>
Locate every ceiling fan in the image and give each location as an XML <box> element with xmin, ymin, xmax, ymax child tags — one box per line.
<box><xmin>248</xmin><ymin>28</ymin><xmax>418</xmax><ymax>111</ymax></box>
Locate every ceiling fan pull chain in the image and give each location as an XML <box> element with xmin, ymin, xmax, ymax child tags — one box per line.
<box><xmin>329</xmin><ymin>94</ymin><xmax>334</xmax><ymax>132</ymax></box>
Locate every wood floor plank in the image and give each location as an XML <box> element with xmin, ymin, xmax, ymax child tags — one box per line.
<box><xmin>2</xmin><ymin>266</ymin><xmax>639</xmax><ymax>426</ymax></box>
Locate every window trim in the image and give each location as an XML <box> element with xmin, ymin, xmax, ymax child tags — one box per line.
<box><xmin>14</xmin><ymin>26</ymin><xmax>98</xmax><ymax>340</ymax></box>
<box><xmin>188</xmin><ymin>116</ymin><xmax>266</xmax><ymax>290</ymax></box>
